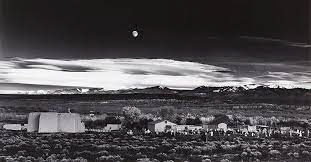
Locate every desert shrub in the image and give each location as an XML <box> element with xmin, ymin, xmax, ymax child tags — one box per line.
<box><xmin>54</xmin><ymin>144</ymin><xmax>62</xmax><ymax>150</ymax></box>
<box><xmin>202</xmin><ymin>159</ymin><xmax>212</xmax><ymax>162</ymax></box>
<box><xmin>241</xmin><ymin>151</ymin><xmax>248</xmax><ymax>158</ymax></box>
<box><xmin>293</xmin><ymin>152</ymin><xmax>299</xmax><ymax>158</ymax></box>
<box><xmin>96</xmin><ymin>155</ymin><xmax>123</xmax><ymax>162</ymax></box>
<box><xmin>74</xmin><ymin>150</ymin><xmax>94</xmax><ymax>160</ymax></box>
<box><xmin>269</xmin><ymin>149</ymin><xmax>281</xmax><ymax>157</ymax></box>
<box><xmin>96</xmin><ymin>150</ymin><xmax>109</xmax><ymax>157</ymax></box>
<box><xmin>3</xmin><ymin>145</ymin><xmax>19</xmax><ymax>154</ymax></box>
<box><xmin>185</xmin><ymin>117</ymin><xmax>202</xmax><ymax>125</ymax></box>
<box><xmin>302</xmin><ymin>150</ymin><xmax>311</xmax><ymax>157</ymax></box>
<box><xmin>3</xmin><ymin>129</ymin><xmax>311</xmax><ymax>161</ymax></box>
<box><xmin>72</xmin><ymin>157</ymin><xmax>88</xmax><ymax>162</ymax></box>
<box><xmin>220</xmin><ymin>159</ymin><xmax>230</xmax><ymax>162</ymax></box>
<box><xmin>136</xmin><ymin>158</ymin><xmax>160</xmax><ymax>162</ymax></box>
<box><xmin>156</xmin><ymin>153</ymin><xmax>169</xmax><ymax>161</ymax></box>
<box><xmin>46</xmin><ymin>154</ymin><xmax>58</xmax><ymax>162</ymax></box>
<box><xmin>167</xmin><ymin>149</ymin><xmax>176</xmax><ymax>154</ymax></box>
<box><xmin>250</xmin><ymin>151</ymin><xmax>262</xmax><ymax>157</ymax></box>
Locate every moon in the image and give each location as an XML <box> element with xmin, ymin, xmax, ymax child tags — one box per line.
<box><xmin>132</xmin><ymin>30</ymin><xmax>139</xmax><ymax>38</ymax></box>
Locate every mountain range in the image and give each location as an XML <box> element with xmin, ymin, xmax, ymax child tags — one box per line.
<box><xmin>21</xmin><ymin>84</ymin><xmax>259</xmax><ymax>95</ymax></box>
<box><xmin>21</xmin><ymin>84</ymin><xmax>310</xmax><ymax>97</ymax></box>
<box><xmin>2</xmin><ymin>85</ymin><xmax>309</xmax><ymax>105</ymax></box>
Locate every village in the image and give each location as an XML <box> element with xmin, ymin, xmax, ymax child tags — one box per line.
<box><xmin>1</xmin><ymin>106</ymin><xmax>310</xmax><ymax>139</ymax></box>
<box><xmin>1</xmin><ymin>107</ymin><xmax>311</xmax><ymax>161</ymax></box>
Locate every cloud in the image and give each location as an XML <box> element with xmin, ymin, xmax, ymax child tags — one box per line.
<box><xmin>0</xmin><ymin>58</ymin><xmax>310</xmax><ymax>92</ymax></box>
<box><xmin>240</xmin><ymin>36</ymin><xmax>311</xmax><ymax>48</ymax></box>
<box><xmin>254</xmin><ymin>71</ymin><xmax>311</xmax><ymax>88</ymax></box>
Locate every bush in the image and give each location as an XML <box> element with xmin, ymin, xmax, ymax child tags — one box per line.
<box><xmin>137</xmin><ymin>158</ymin><xmax>160</xmax><ymax>162</ymax></box>
<box><xmin>96</xmin><ymin>155</ymin><xmax>123</xmax><ymax>162</ymax></box>
<box><xmin>269</xmin><ymin>150</ymin><xmax>281</xmax><ymax>157</ymax></box>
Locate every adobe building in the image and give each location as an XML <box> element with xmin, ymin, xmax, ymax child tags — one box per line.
<box><xmin>218</xmin><ymin>123</ymin><xmax>228</xmax><ymax>132</ymax></box>
<box><xmin>148</xmin><ymin>120</ymin><xmax>177</xmax><ymax>133</ymax></box>
<box><xmin>174</xmin><ymin>125</ymin><xmax>203</xmax><ymax>132</ymax></box>
<box><xmin>3</xmin><ymin>124</ymin><xmax>27</xmax><ymax>131</ymax></box>
<box><xmin>27</xmin><ymin>112</ymin><xmax>41</xmax><ymax>132</ymax></box>
<box><xmin>104</xmin><ymin>124</ymin><xmax>122</xmax><ymax>132</ymax></box>
<box><xmin>27</xmin><ymin>112</ymin><xmax>85</xmax><ymax>133</ymax></box>
<box><xmin>206</xmin><ymin>122</ymin><xmax>228</xmax><ymax>132</ymax></box>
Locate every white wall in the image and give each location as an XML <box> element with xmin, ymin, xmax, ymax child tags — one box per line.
<box><xmin>38</xmin><ymin>113</ymin><xmax>58</xmax><ymax>133</ymax></box>
<box><xmin>104</xmin><ymin>124</ymin><xmax>121</xmax><ymax>131</ymax></box>
<box><xmin>218</xmin><ymin>123</ymin><xmax>228</xmax><ymax>131</ymax></box>
<box><xmin>75</xmin><ymin>114</ymin><xmax>85</xmax><ymax>133</ymax></box>
<box><xmin>27</xmin><ymin>112</ymin><xmax>40</xmax><ymax>132</ymax></box>
<box><xmin>3</xmin><ymin>124</ymin><xmax>22</xmax><ymax>131</ymax></box>
<box><xmin>58</xmin><ymin>113</ymin><xmax>76</xmax><ymax>133</ymax></box>
<box><xmin>248</xmin><ymin>125</ymin><xmax>257</xmax><ymax>132</ymax></box>
<box><xmin>154</xmin><ymin>121</ymin><xmax>176</xmax><ymax>132</ymax></box>
<box><xmin>28</xmin><ymin>112</ymin><xmax>85</xmax><ymax>133</ymax></box>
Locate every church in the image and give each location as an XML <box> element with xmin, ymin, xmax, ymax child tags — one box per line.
<box><xmin>27</xmin><ymin>112</ymin><xmax>85</xmax><ymax>133</ymax></box>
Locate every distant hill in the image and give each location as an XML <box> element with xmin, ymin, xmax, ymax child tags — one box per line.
<box><xmin>2</xmin><ymin>85</ymin><xmax>310</xmax><ymax>105</ymax></box>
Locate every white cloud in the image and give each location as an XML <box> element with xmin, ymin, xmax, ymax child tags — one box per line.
<box><xmin>0</xmin><ymin>58</ymin><xmax>310</xmax><ymax>91</ymax></box>
<box><xmin>240</xmin><ymin>36</ymin><xmax>311</xmax><ymax>48</ymax></box>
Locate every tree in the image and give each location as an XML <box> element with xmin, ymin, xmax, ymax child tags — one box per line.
<box><xmin>138</xmin><ymin>118</ymin><xmax>153</xmax><ymax>130</ymax></box>
<box><xmin>122</xmin><ymin>106</ymin><xmax>142</xmax><ymax>123</ymax></box>
<box><xmin>105</xmin><ymin>116</ymin><xmax>121</xmax><ymax>124</ymax></box>
<box><xmin>209</xmin><ymin>114</ymin><xmax>230</xmax><ymax>125</ymax></box>
<box><xmin>175</xmin><ymin>116</ymin><xmax>183</xmax><ymax>125</ymax></box>
<box><xmin>158</xmin><ymin>106</ymin><xmax>177</xmax><ymax>121</ymax></box>
<box><xmin>186</xmin><ymin>117</ymin><xmax>202</xmax><ymax>125</ymax></box>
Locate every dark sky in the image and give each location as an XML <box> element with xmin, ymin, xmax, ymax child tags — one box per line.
<box><xmin>0</xmin><ymin>0</ymin><xmax>310</xmax><ymax>92</ymax></box>
<box><xmin>0</xmin><ymin>0</ymin><xmax>310</xmax><ymax>60</ymax></box>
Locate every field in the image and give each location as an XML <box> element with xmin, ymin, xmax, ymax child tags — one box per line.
<box><xmin>1</xmin><ymin>130</ymin><xmax>311</xmax><ymax>162</ymax></box>
<box><xmin>0</xmin><ymin>91</ymin><xmax>311</xmax><ymax>162</ymax></box>
<box><xmin>0</xmin><ymin>95</ymin><xmax>310</xmax><ymax>120</ymax></box>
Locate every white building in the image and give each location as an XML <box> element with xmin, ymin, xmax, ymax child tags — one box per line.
<box><xmin>27</xmin><ymin>112</ymin><xmax>41</xmax><ymax>132</ymax></box>
<box><xmin>173</xmin><ymin>125</ymin><xmax>203</xmax><ymax>132</ymax></box>
<box><xmin>3</xmin><ymin>124</ymin><xmax>27</xmax><ymax>131</ymax></box>
<box><xmin>148</xmin><ymin>120</ymin><xmax>177</xmax><ymax>133</ymax></box>
<box><xmin>200</xmin><ymin>116</ymin><xmax>215</xmax><ymax>123</ymax></box>
<box><xmin>104</xmin><ymin>124</ymin><xmax>122</xmax><ymax>132</ymax></box>
<box><xmin>247</xmin><ymin>125</ymin><xmax>269</xmax><ymax>133</ymax></box>
<box><xmin>218</xmin><ymin>123</ymin><xmax>228</xmax><ymax>132</ymax></box>
<box><xmin>280</xmin><ymin>127</ymin><xmax>291</xmax><ymax>134</ymax></box>
<box><xmin>27</xmin><ymin>112</ymin><xmax>85</xmax><ymax>133</ymax></box>
<box><xmin>247</xmin><ymin>125</ymin><xmax>257</xmax><ymax>132</ymax></box>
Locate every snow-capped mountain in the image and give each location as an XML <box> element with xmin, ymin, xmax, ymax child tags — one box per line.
<box><xmin>9</xmin><ymin>83</ymin><xmax>310</xmax><ymax>95</ymax></box>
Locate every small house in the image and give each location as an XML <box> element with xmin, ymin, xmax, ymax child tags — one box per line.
<box><xmin>173</xmin><ymin>125</ymin><xmax>203</xmax><ymax>132</ymax></box>
<box><xmin>148</xmin><ymin>120</ymin><xmax>176</xmax><ymax>133</ymax></box>
<box><xmin>3</xmin><ymin>124</ymin><xmax>27</xmax><ymax>131</ymax></box>
<box><xmin>239</xmin><ymin>125</ymin><xmax>248</xmax><ymax>134</ymax></box>
<box><xmin>218</xmin><ymin>123</ymin><xmax>228</xmax><ymax>132</ymax></box>
<box><xmin>256</xmin><ymin>125</ymin><xmax>269</xmax><ymax>133</ymax></box>
<box><xmin>247</xmin><ymin>125</ymin><xmax>269</xmax><ymax>133</ymax></box>
<box><xmin>104</xmin><ymin>124</ymin><xmax>122</xmax><ymax>132</ymax></box>
<box><xmin>280</xmin><ymin>127</ymin><xmax>291</xmax><ymax>134</ymax></box>
<box><xmin>205</xmin><ymin>123</ymin><xmax>228</xmax><ymax>131</ymax></box>
<box><xmin>247</xmin><ymin>125</ymin><xmax>257</xmax><ymax>132</ymax></box>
